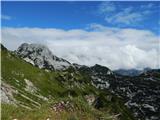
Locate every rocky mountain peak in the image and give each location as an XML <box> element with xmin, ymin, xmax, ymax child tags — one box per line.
<box><xmin>16</xmin><ymin>43</ymin><xmax>71</xmax><ymax>71</ymax></box>
<box><xmin>91</xmin><ymin>64</ymin><xmax>113</xmax><ymax>75</ymax></box>
<box><xmin>16</xmin><ymin>43</ymin><xmax>52</xmax><ymax>57</ymax></box>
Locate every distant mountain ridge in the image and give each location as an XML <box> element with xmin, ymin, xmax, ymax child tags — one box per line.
<box><xmin>114</xmin><ymin>68</ymin><xmax>152</xmax><ymax>76</ymax></box>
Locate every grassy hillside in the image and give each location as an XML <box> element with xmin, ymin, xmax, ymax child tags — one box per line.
<box><xmin>1</xmin><ymin>46</ymin><xmax>135</xmax><ymax>120</ymax></box>
<box><xmin>2</xmin><ymin>96</ymin><xmax>114</xmax><ymax>120</ymax></box>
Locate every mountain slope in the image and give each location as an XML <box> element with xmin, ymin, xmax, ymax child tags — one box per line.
<box><xmin>76</xmin><ymin>64</ymin><xmax>160</xmax><ymax>120</ymax></box>
<box><xmin>1</xmin><ymin>44</ymin><xmax>135</xmax><ymax>120</ymax></box>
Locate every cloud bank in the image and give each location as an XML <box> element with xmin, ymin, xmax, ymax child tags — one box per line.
<box><xmin>2</xmin><ymin>25</ymin><xmax>159</xmax><ymax>70</ymax></box>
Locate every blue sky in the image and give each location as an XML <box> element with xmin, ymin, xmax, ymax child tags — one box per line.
<box><xmin>2</xmin><ymin>1</ymin><xmax>160</xmax><ymax>34</ymax></box>
<box><xmin>1</xmin><ymin>1</ymin><xmax>160</xmax><ymax>69</ymax></box>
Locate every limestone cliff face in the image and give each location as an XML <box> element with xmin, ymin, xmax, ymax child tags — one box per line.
<box><xmin>16</xmin><ymin>43</ymin><xmax>71</xmax><ymax>71</ymax></box>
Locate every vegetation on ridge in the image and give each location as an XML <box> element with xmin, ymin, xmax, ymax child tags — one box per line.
<box><xmin>1</xmin><ymin>45</ymin><xmax>135</xmax><ymax>120</ymax></box>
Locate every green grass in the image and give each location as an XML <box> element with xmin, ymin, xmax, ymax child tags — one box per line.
<box><xmin>1</xmin><ymin>46</ymin><xmax>135</xmax><ymax>120</ymax></box>
<box><xmin>1</xmin><ymin>97</ymin><xmax>113</xmax><ymax>120</ymax></box>
<box><xmin>1</xmin><ymin>49</ymin><xmax>66</xmax><ymax>107</ymax></box>
<box><xmin>94</xmin><ymin>91</ymin><xmax>135</xmax><ymax>120</ymax></box>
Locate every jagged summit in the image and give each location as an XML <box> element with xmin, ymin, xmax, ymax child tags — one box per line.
<box><xmin>91</xmin><ymin>64</ymin><xmax>113</xmax><ymax>75</ymax></box>
<box><xmin>16</xmin><ymin>43</ymin><xmax>71</xmax><ymax>71</ymax></box>
<box><xmin>17</xmin><ymin>43</ymin><xmax>50</xmax><ymax>53</ymax></box>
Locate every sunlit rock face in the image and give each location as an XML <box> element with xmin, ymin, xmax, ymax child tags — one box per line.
<box><xmin>16</xmin><ymin>43</ymin><xmax>71</xmax><ymax>71</ymax></box>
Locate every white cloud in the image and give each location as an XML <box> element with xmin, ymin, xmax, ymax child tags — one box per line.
<box><xmin>1</xmin><ymin>25</ymin><xmax>159</xmax><ymax>70</ymax></box>
<box><xmin>98</xmin><ymin>2</ymin><xmax>154</xmax><ymax>25</ymax></box>
<box><xmin>105</xmin><ymin>11</ymin><xmax>143</xmax><ymax>25</ymax></box>
<box><xmin>1</xmin><ymin>15</ymin><xmax>11</xmax><ymax>20</ymax></box>
<box><xmin>98</xmin><ymin>2</ymin><xmax>116</xmax><ymax>13</ymax></box>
